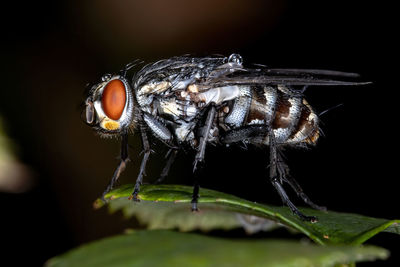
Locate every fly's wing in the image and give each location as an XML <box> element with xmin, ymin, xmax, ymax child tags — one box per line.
<box><xmin>200</xmin><ymin>65</ymin><xmax>371</xmax><ymax>88</ymax></box>
<box><xmin>133</xmin><ymin>55</ymin><xmax>370</xmax><ymax>98</ymax></box>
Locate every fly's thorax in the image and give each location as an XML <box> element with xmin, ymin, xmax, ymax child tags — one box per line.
<box><xmin>136</xmin><ymin>78</ymin><xmax>245</xmax><ymax>122</ymax></box>
<box><xmin>192</xmin><ymin>85</ymin><xmax>241</xmax><ymax>105</ymax></box>
<box><xmin>136</xmin><ymin>81</ymin><xmax>172</xmax><ymax>111</ymax></box>
<box><xmin>84</xmin><ymin>74</ymin><xmax>135</xmax><ymax>136</ymax></box>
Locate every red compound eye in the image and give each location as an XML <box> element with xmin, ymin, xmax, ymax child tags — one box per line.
<box><xmin>101</xmin><ymin>79</ymin><xmax>126</xmax><ymax>120</ymax></box>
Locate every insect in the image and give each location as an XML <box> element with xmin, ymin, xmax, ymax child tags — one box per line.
<box><xmin>84</xmin><ymin>54</ymin><xmax>368</xmax><ymax>222</ymax></box>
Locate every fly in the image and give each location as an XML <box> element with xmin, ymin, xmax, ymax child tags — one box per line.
<box><xmin>84</xmin><ymin>54</ymin><xmax>369</xmax><ymax>222</ymax></box>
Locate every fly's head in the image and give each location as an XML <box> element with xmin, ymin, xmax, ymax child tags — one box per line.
<box><xmin>84</xmin><ymin>74</ymin><xmax>135</xmax><ymax>137</ymax></box>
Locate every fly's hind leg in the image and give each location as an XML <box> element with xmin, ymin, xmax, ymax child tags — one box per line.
<box><xmin>191</xmin><ymin>104</ymin><xmax>217</xmax><ymax>211</ymax></box>
<box><xmin>284</xmin><ymin>171</ymin><xmax>326</xmax><ymax>211</ymax></box>
<box><xmin>102</xmin><ymin>133</ymin><xmax>129</xmax><ymax>201</ymax></box>
<box><xmin>222</xmin><ymin>125</ymin><xmax>324</xmax><ymax>213</ymax></box>
<box><xmin>270</xmin><ymin>145</ymin><xmax>326</xmax><ymax>211</ymax></box>
<box><xmin>269</xmin><ymin>131</ymin><xmax>318</xmax><ymax>222</ymax></box>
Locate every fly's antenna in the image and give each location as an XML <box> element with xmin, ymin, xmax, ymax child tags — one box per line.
<box><xmin>318</xmin><ymin>103</ymin><xmax>344</xmax><ymax>117</ymax></box>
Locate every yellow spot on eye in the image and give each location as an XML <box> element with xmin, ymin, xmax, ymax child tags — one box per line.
<box><xmin>102</xmin><ymin>120</ymin><xmax>120</xmax><ymax>130</ymax></box>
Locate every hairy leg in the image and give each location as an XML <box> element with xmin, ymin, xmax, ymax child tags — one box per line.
<box><xmin>269</xmin><ymin>131</ymin><xmax>317</xmax><ymax>222</ymax></box>
<box><xmin>222</xmin><ymin>125</ymin><xmax>325</xmax><ymax>212</ymax></box>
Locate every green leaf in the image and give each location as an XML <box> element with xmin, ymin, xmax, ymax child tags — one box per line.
<box><xmin>46</xmin><ymin>230</ymin><xmax>389</xmax><ymax>267</ymax></box>
<box><xmin>95</xmin><ymin>184</ymin><xmax>400</xmax><ymax>245</ymax></box>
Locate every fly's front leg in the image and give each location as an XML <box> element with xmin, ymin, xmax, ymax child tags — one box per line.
<box><xmin>155</xmin><ymin>149</ymin><xmax>178</xmax><ymax>184</ymax></box>
<box><xmin>129</xmin><ymin>124</ymin><xmax>151</xmax><ymax>201</ymax></box>
<box><xmin>102</xmin><ymin>133</ymin><xmax>129</xmax><ymax>201</ymax></box>
<box><xmin>269</xmin><ymin>131</ymin><xmax>317</xmax><ymax>222</ymax></box>
<box><xmin>192</xmin><ymin>104</ymin><xmax>217</xmax><ymax>211</ymax></box>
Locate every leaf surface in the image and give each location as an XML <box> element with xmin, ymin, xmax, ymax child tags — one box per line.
<box><xmin>95</xmin><ymin>184</ymin><xmax>400</xmax><ymax>245</ymax></box>
<box><xmin>47</xmin><ymin>230</ymin><xmax>389</xmax><ymax>267</ymax></box>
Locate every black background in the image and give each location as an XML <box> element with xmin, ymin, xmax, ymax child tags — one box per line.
<box><xmin>1</xmin><ymin>0</ymin><xmax>398</xmax><ymax>266</ymax></box>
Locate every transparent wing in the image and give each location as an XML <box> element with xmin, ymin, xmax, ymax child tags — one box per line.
<box><xmin>202</xmin><ymin>66</ymin><xmax>370</xmax><ymax>88</ymax></box>
<box><xmin>133</xmin><ymin>56</ymin><xmax>370</xmax><ymax>96</ymax></box>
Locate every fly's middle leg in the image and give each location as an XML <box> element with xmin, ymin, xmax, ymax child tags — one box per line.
<box><xmin>191</xmin><ymin>104</ymin><xmax>217</xmax><ymax>211</ymax></box>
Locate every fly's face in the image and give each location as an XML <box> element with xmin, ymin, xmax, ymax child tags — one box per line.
<box><xmin>85</xmin><ymin>74</ymin><xmax>135</xmax><ymax>135</ymax></box>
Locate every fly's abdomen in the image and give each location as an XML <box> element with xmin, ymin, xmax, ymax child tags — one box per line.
<box><xmin>224</xmin><ymin>86</ymin><xmax>252</xmax><ymax>127</ymax></box>
<box><xmin>224</xmin><ymin>85</ymin><xmax>319</xmax><ymax>145</ymax></box>
<box><xmin>270</xmin><ymin>87</ymin><xmax>320</xmax><ymax>145</ymax></box>
<box><xmin>271</xmin><ymin>89</ymin><xmax>303</xmax><ymax>143</ymax></box>
<box><xmin>246</xmin><ymin>86</ymin><xmax>277</xmax><ymax>126</ymax></box>
<box><xmin>286</xmin><ymin>99</ymin><xmax>320</xmax><ymax>145</ymax></box>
